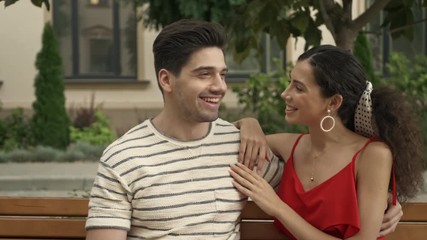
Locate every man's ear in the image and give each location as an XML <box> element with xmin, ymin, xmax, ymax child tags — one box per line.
<box><xmin>158</xmin><ymin>69</ymin><xmax>173</xmax><ymax>93</ymax></box>
<box><xmin>329</xmin><ymin>94</ymin><xmax>343</xmax><ymax>112</ymax></box>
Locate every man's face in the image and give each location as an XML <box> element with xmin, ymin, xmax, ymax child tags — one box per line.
<box><xmin>169</xmin><ymin>47</ymin><xmax>228</xmax><ymax>124</ymax></box>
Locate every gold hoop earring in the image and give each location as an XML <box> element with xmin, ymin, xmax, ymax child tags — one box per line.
<box><xmin>320</xmin><ymin>109</ymin><xmax>335</xmax><ymax>132</ymax></box>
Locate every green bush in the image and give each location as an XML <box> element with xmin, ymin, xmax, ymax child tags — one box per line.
<box><xmin>381</xmin><ymin>52</ymin><xmax>427</xmax><ymax>167</ymax></box>
<box><xmin>66</xmin><ymin>141</ymin><xmax>105</xmax><ymax>160</ymax></box>
<box><xmin>5</xmin><ymin>149</ymin><xmax>35</xmax><ymax>162</ymax></box>
<box><xmin>70</xmin><ymin>110</ymin><xmax>116</xmax><ymax>146</ymax></box>
<box><xmin>31</xmin><ymin>23</ymin><xmax>70</xmax><ymax>149</ymax></box>
<box><xmin>353</xmin><ymin>33</ymin><xmax>379</xmax><ymax>85</ymax></box>
<box><xmin>0</xmin><ymin>142</ymin><xmax>104</xmax><ymax>163</ymax></box>
<box><xmin>59</xmin><ymin>148</ymin><xmax>86</xmax><ymax>162</ymax></box>
<box><xmin>232</xmin><ymin>62</ymin><xmax>306</xmax><ymax>135</ymax></box>
<box><xmin>0</xmin><ymin>108</ymin><xmax>32</xmax><ymax>151</ymax></box>
<box><xmin>33</xmin><ymin>146</ymin><xmax>62</xmax><ymax>162</ymax></box>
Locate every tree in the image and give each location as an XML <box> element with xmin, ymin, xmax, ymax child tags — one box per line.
<box><xmin>134</xmin><ymin>0</ymin><xmax>427</xmax><ymax>60</ymax></box>
<box><xmin>0</xmin><ymin>0</ymin><xmax>49</xmax><ymax>10</ymax></box>
<box><xmin>31</xmin><ymin>23</ymin><xmax>70</xmax><ymax>149</ymax></box>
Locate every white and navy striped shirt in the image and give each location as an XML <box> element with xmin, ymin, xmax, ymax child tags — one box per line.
<box><xmin>86</xmin><ymin>118</ymin><xmax>283</xmax><ymax>239</ymax></box>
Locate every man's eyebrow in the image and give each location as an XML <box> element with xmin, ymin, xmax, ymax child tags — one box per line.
<box><xmin>191</xmin><ymin>66</ymin><xmax>228</xmax><ymax>72</ymax></box>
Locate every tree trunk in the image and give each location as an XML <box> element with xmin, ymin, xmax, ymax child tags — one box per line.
<box><xmin>334</xmin><ymin>26</ymin><xmax>358</xmax><ymax>51</ymax></box>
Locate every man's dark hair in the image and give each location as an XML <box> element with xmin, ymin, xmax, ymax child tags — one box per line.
<box><xmin>153</xmin><ymin>19</ymin><xmax>227</xmax><ymax>85</ymax></box>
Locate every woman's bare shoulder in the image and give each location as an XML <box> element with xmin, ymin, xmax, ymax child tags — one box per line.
<box><xmin>267</xmin><ymin>133</ymin><xmax>302</xmax><ymax>161</ymax></box>
<box><xmin>358</xmin><ymin>140</ymin><xmax>393</xmax><ymax>169</ymax></box>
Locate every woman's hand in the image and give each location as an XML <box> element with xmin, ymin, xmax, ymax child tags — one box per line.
<box><xmin>233</xmin><ymin>118</ymin><xmax>270</xmax><ymax>171</ymax></box>
<box><xmin>229</xmin><ymin>162</ymin><xmax>282</xmax><ymax>217</ymax></box>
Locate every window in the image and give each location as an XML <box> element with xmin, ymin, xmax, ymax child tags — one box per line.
<box><xmin>388</xmin><ymin>7</ymin><xmax>426</xmax><ymax>57</ymax></box>
<box><xmin>226</xmin><ymin>35</ymin><xmax>285</xmax><ymax>82</ymax></box>
<box><xmin>53</xmin><ymin>0</ymin><xmax>137</xmax><ymax>82</ymax></box>
<box><xmin>88</xmin><ymin>0</ymin><xmax>109</xmax><ymax>7</ymax></box>
<box><xmin>366</xmin><ymin>0</ymin><xmax>426</xmax><ymax>73</ymax></box>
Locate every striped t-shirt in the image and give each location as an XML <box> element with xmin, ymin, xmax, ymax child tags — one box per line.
<box><xmin>86</xmin><ymin>118</ymin><xmax>283</xmax><ymax>239</ymax></box>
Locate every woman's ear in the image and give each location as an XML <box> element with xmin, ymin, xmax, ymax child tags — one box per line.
<box><xmin>329</xmin><ymin>94</ymin><xmax>343</xmax><ymax>112</ymax></box>
<box><xmin>158</xmin><ymin>69</ymin><xmax>173</xmax><ymax>93</ymax></box>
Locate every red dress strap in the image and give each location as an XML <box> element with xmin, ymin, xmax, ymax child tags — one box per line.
<box><xmin>351</xmin><ymin>137</ymin><xmax>376</xmax><ymax>163</ymax></box>
<box><xmin>392</xmin><ymin>164</ymin><xmax>397</xmax><ymax>205</ymax></box>
<box><xmin>289</xmin><ymin>133</ymin><xmax>306</xmax><ymax>157</ymax></box>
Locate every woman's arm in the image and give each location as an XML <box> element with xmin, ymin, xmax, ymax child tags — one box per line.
<box><xmin>233</xmin><ymin>117</ymin><xmax>299</xmax><ymax>168</ymax></box>
<box><xmin>233</xmin><ymin>117</ymin><xmax>270</xmax><ymax>169</ymax></box>
<box><xmin>230</xmin><ymin>141</ymin><xmax>393</xmax><ymax>240</ymax></box>
<box><xmin>230</xmin><ymin>162</ymin><xmax>340</xmax><ymax>240</ymax></box>
<box><xmin>351</xmin><ymin>142</ymin><xmax>393</xmax><ymax>239</ymax></box>
<box><xmin>266</xmin><ymin>133</ymin><xmax>299</xmax><ymax>162</ymax></box>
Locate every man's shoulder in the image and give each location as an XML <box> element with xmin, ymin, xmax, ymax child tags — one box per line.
<box><xmin>99</xmin><ymin>120</ymin><xmax>154</xmax><ymax>164</ymax></box>
<box><xmin>114</xmin><ymin>120</ymin><xmax>151</xmax><ymax>144</ymax></box>
<box><xmin>214</xmin><ymin>118</ymin><xmax>239</xmax><ymax>130</ymax></box>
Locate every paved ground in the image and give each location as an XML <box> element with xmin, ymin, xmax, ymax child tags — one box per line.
<box><xmin>0</xmin><ymin>162</ymin><xmax>98</xmax><ymax>197</ymax></box>
<box><xmin>0</xmin><ymin>162</ymin><xmax>426</xmax><ymax>201</ymax></box>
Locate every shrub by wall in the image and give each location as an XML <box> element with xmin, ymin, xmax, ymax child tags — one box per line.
<box><xmin>31</xmin><ymin>23</ymin><xmax>70</xmax><ymax>149</ymax></box>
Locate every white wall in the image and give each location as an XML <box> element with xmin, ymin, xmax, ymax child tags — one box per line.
<box><xmin>0</xmin><ymin>1</ymin><xmax>45</xmax><ymax>108</ymax></box>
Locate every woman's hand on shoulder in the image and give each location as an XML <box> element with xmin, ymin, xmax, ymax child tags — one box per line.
<box><xmin>233</xmin><ymin>117</ymin><xmax>269</xmax><ymax>170</ymax></box>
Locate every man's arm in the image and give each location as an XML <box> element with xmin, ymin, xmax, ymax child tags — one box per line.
<box><xmin>86</xmin><ymin>229</ymin><xmax>127</xmax><ymax>240</ymax></box>
<box><xmin>257</xmin><ymin>152</ymin><xmax>284</xmax><ymax>190</ymax></box>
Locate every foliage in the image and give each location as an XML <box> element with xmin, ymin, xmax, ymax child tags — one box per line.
<box><xmin>66</xmin><ymin>141</ymin><xmax>105</xmax><ymax>160</ymax></box>
<box><xmin>134</xmin><ymin>0</ymin><xmax>427</xmax><ymax>58</ymax></box>
<box><xmin>353</xmin><ymin>33</ymin><xmax>380</xmax><ymax>85</ymax></box>
<box><xmin>70</xmin><ymin>93</ymin><xmax>99</xmax><ymax>129</ymax></box>
<box><xmin>0</xmin><ymin>149</ymin><xmax>36</xmax><ymax>163</ymax></box>
<box><xmin>0</xmin><ymin>108</ymin><xmax>32</xmax><ymax>151</ymax></box>
<box><xmin>381</xmin><ymin>52</ymin><xmax>427</xmax><ymax>165</ymax></box>
<box><xmin>0</xmin><ymin>0</ymin><xmax>49</xmax><ymax>10</ymax></box>
<box><xmin>31</xmin><ymin>23</ymin><xmax>70</xmax><ymax>149</ymax></box>
<box><xmin>232</xmin><ymin>61</ymin><xmax>306</xmax><ymax>135</ymax></box>
<box><xmin>70</xmin><ymin>110</ymin><xmax>116</xmax><ymax>146</ymax></box>
<box><xmin>0</xmin><ymin>142</ymin><xmax>104</xmax><ymax>163</ymax></box>
<box><xmin>383</xmin><ymin>52</ymin><xmax>427</xmax><ymax>106</ymax></box>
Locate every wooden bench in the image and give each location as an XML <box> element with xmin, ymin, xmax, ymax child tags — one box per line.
<box><xmin>0</xmin><ymin>197</ymin><xmax>426</xmax><ymax>239</ymax></box>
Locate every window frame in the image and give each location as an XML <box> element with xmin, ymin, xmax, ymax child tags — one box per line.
<box><xmin>53</xmin><ymin>0</ymin><xmax>138</xmax><ymax>83</ymax></box>
<box><xmin>226</xmin><ymin>35</ymin><xmax>287</xmax><ymax>83</ymax></box>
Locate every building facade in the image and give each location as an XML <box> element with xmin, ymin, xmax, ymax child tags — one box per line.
<box><xmin>2</xmin><ymin>0</ymin><xmax>424</xmax><ymax>133</ymax></box>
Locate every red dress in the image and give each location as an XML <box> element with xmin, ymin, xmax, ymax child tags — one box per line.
<box><xmin>274</xmin><ymin>134</ymin><xmax>395</xmax><ymax>239</ymax></box>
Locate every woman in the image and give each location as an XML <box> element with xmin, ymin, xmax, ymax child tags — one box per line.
<box><xmin>230</xmin><ymin>45</ymin><xmax>424</xmax><ymax>239</ymax></box>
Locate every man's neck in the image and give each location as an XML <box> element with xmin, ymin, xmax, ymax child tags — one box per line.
<box><xmin>151</xmin><ymin>113</ymin><xmax>212</xmax><ymax>141</ymax></box>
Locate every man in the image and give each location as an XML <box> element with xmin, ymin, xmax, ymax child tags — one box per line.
<box><xmin>86</xmin><ymin>19</ymin><xmax>401</xmax><ymax>240</ymax></box>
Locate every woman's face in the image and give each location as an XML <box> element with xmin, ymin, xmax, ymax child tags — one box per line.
<box><xmin>281</xmin><ymin>60</ymin><xmax>330</xmax><ymax>127</ymax></box>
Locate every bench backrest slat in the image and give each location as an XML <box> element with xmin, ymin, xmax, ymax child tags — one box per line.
<box><xmin>387</xmin><ymin>224</ymin><xmax>427</xmax><ymax>240</ymax></box>
<box><xmin>0</xmin><ymin>218</ymin><xmax>85</xmax><ymax>238</ymax></box>
<box><xmin>0</xmin><ymin>197</ymin><xmax>426</xmax><ymax>240</ymax></box>
<box><xmin>0</xmin><ymin>197</ymin><xmax>87</xmax><ymax>216</ymax></box>
<box><xmin>400</xmin><ymin>202</ymin><xmax>427</xmax><ymax>222</ymax></box>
